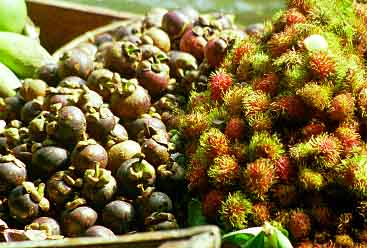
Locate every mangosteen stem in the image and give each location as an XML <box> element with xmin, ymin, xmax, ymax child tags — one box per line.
<box><xmin>94</xmin><ymin>162</ymin><xmax>100</xmax><ymax>178</ymax></box>
<box><xmin>37</xmin><ymin>183</ymin><xmax>46</xmax><ymax>198</ymax></box>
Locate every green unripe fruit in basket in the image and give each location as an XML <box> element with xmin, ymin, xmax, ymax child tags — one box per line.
<box><xmin>0</xmin><ymin>0</ymin><xmax>27</xmax><ymax>33</ymax></box>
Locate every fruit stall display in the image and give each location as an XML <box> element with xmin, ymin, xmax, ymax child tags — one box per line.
<box><xmin>1</xmin><ymin>0</ymin><xmax>367</xmax><ymax>247</ymax></box>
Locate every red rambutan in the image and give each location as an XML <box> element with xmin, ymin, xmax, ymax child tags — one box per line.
<box><xmin>225</xmin><ymin>117</ymin><xmax>246</xmax><ymax>140</ymax></box>
<box><xmin>328</xmin><ymin>93</ymin><xmax>355</xmax><ymax>121</ymax></box>
<box><xmin>233</xmin><ymin>43</ymin><xmax>254</xmax><ymax>67</ymax></box>
<box><xmin>202</xmin><ymin>190</ymin><xmax>225</xmax><ymax>219</ymax></box>
<box><xmin>288</xmin><ymin>209</ymin><xmax>312</xmax><ymax>240</ymax></box>
<box><xmin>186</xmin><ymin>159</ymin><xmax>208</xmax><ymax>192</ymax></box>
<box><xmin>270</xmin><ymin>95</ymin><xmax>306</xmax><ymax>120</ymax></box>
<box><xmin>335</xmin><ymin>123</ymin><xmax>361</xmax><ymax>155</ymax></box>
<box><xmin>207</xmin><ymin>155</ymin><xmax>239</xmax><ymax>188</ymax></box>
<box><xmin>252</xmin><ymin>72</ymin><xmax>279</xmax><ymax>96</ymax></box>
<box><xmin>310</xmin><ymin>133</ymin><xmax>342</xmax><ymax>168</ymax></box>
<box><xmin>209</xmin><ymin>69</ymin><xmax>233</xmax><ymax>101</ymax></box>
<box><xmin>285</xmin><ymin>8</ymin><xmax>306</xmax><ymax>26</ymax></box>
<box><xmin>251</xmin><ymin>202</ymin><xmax>271</xmax><ymax>225</ymax></box>
<box><xmin>274</xmin><ymin>156</ymin><xmax>297</xmax><ymax>182</ymax></box>
<box><xmin>309</xmin><ymin>52</ymin><xmax>336</xmax><ymax>80</ymax></box>
<box><xmin>302</xmin><ymin>121</ymin><xmax>326</xmax><ymax>139</ymax></box>
<box><xmin>242</xmin><ymin>158</ymin><xmax>276</xmax><ymax>199</ymax></box>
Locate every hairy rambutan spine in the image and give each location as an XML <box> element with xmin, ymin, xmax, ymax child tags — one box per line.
<box><xmin>241</xmin><ymin>158</ymin><xmax>276</xmax><ymax>199</ymax></box>
<box><xmin>220</xmin><ymin>191</ymin><xmax>252</xmax><ymax>230</ymax></box>
<box><xmin>274</xmin><ymin>156</ymin><xmax>297</xmax><ymax>182</ymax></box>
<box><xmin>207</xmin><ymin>155</ymin><xmax>239</xmax><ymax>188</ymax></box>
<box><xmin>251</xmin><ymin>202</ymin><xmax>271</xmax><ymax>226</ymax></box>
<box><xmin>242</xmin><ymin>89</ymin><xmax>271</xmax><ymax>118</ymax></box>
<box><xmin>288</xmin><ymin>209</ymin><xmax>312</xmax><ymax>240</ymax></box>
<box><xmin>252</xmin><ymin>72</ymin><xmax>279</xmax><ymax>96</ymax></box>
<box><xmin>209</xmin><ymin>69</ymin><xmax>233</xmax><ymax>101</ymax></box>
<box><xmin>358</xmin><ymin>88</ymin><xmax>367</xmax><ymax>118</ymax></box>
<box><xmin>199</xmin><ymin>128</ymin><xmax>230</xmax><ymax>159</ymax></box>
<box><xmin>236</xmin><ymin>51</ymin><xmax>271</xmax><ymax>81</ymax></box>
<box><xmin>298</xmin><ymin>167</ymin><xmax>325</xmax><ymax>191</ymax></box>
<box><xmin>267</xmin><ymin>26</ymin><xmax>297</xmax><ymax>56</ymax></box>
<box><xmin>180</xmin><ymin>111</ymin><xmax>209</xmax><ymax>138</ymax></box>
<box><xmin>334</xmin><ymin>123</ymin><xmax>361</xmax><ymax>156</ymax></box>
<box><xmin>223</xmin><ymin>85</ymin><xmax>252</xmax><ymax>115</ymax></box>
<box><xmin>284</xmin><ymin>8</ymin><xmax>306</xmax><ymax>26</ymax></box>
<box><xmin>186</xmin><ymin>159</ymin><xmax>208</xmax><ymax>192</ymax></box>
<box><xmin>248</xmin><ymin>131</ymin><xmax>285</xmax><ymax>161</ymax></box>
<box><xmin>335</xmin><ymin>234</ymin><xmax>354</xmax><ymax>248</ymax></box>
<box><xmin>342</xmin><ymin>155</ymin><xmax>367</xmax><ymax>198</ymax></box>
<box><xmin>328</xmin><ymin>93</ymin><xmax>355</xmax><ymax>121</ymax></box>
<box><xmin>296</xmin><ymin>83</ymin><xmax>332</xmax><ymax>111</ymax></box>
<box><xmin>301</xmin><ymin>120</ymin><xmax>326</xmax><ymax>139</ymax></box>
<box><xmin>247</xmin><ymin>112</ymin><xmax>273</xmax><ymax>132</ymax></box>
<box><xmin>309</xmin><ymin>52</ymin><xmax>336</xmax><ymax>80</ymax></box>
<box><xmin>270</xmin><ymin>95</ymin><xmax>306</xmax><ymax>120</ymax></box>
<box><xmin>271</xmin><ymin>184</ymin><xmax>299</xmax><ymax>208</ymax></box>
<box><xmin>202</xmin><ymin>190</ymin><xmax>225</xmax><ymax>219</ymax></box>
<box><xmin>225</xmin><ymin>117</ymin><xmax>246</xmax><ymax>140</ymax></box>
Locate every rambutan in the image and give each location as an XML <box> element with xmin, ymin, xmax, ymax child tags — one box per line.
<box><xmin>296</xmin><ymin>83</ymin><xmax>332</xmax><ymax>111</ymax></box>
<box><xmin>288</xmin><ymin>209</ymin><xmax>312</xmax><ymax>240</ymax></box>
<box><xmin>309</xmin><ymin>133</ymin><xmax>342</xmax><ymax>168</ymax></box>
<box><xmin>274</xmin><ymin>156</ymin><xmax>297</xmax><ymax>182</ymax></box>
<box><xmin>267</xmin><ymin>26</ymin><xmax>297</xmax><ymax>56</ymax></box>
<box><xmin>247</xmin><ymin>112</ymin><xmax>273</xmax><ymax>132</ymax></box>
<box><xmin>209</xmin><ymin>69</ymin><xmax>233</xmax><ymax>101</ymax></box>
<box><xmin>285</xmin><ymin>8</ymin><xmax>307</xmax><ymax>26</ymax></box>
<box><xmin>220</xmin><ymin>191</ymin><xmax>252</xmax><ymax>230</ymax></box>
<box><xmin>232</xmin><ymin>41</ymin><xmax>255</xmax><ymax>69</ymax></box>
<box><xmin>186</xmin><ymin>159</ymin><xmax>209</xmax><ymax>192</ymax></box>
<box><xmin>270</xmin><ymin>95</ymin><xmax>306</xmax><ymax>120</ymax></box>
<box><xmin>202</xmin><ymin>190</ymin><xmax>225</xmax><ymax>219</ymax></box>
<box><xmin>207</xmin><ymin>155</ymin><xmax>239</xmax><ymax>188</ymax></box>
<box><xmin>236</xmin><ymin>51</ymin><xmax>271</xmax><ymax>81</ymax></box>
<box><xmin>199</xmin><ymin>128</ymin><xmax>230</xmax><ymax>159</ymax></box>
<box><xmin>357</xmin><ymin>87</ymin><xmax>367</xmax><ymax>118</ymax></box>
<box><xmin>230</xmin><ymin>142</ymin><xmax>248</xmax><ymax>163</ymax></box>
<box><xmin>251</xmin><ymin>202</ymin><xmax>271</xmax><ymax>226</ymax></box>
<box><xmin>242</xmin><ymin>89</ymin><xmax>271</xmax><ymax>119</ymax></box>
<box><xmin>248</xmin><ymin>131</ymin><xmax>285</xmax><ymax>161</ymax></box>
<box><xmin>302</xmin><ymin>120</ymin><xmax>326</xmax><ymax>139</ymax></box>
<box><xmin>334</xmin><ymin>123</ymin><xmax>361</xmax><ymax>156</ymax></box>
<box><xmin>335</xmin><ymin>234</ymin><xmax>354</xmax><ymax>248</ymax></box>
<box><xmin>298</xmin><ymin>167</ymin><xmax>325</xmax><ymax>191</ymax></box>
<box><xmin>224</xmin><ymin>117</ymin><xmax>246</xmax><ymax>140</ymax></box>
<box><xmin>328</xmin><ymin>93</ymin><xmax>355</xmax><ymax>121</ymax></box>
<box><xmin>342</xmin><ymin>155</ymin><xmax>367</xmax><ymax>197</ymax></box>
<box><xmin>309</xmin><ymin>52</ymin><xmax>336</xmax><ymax>80</ymax></box>
<box><xmin>287</xmin><ymin>0</ymin><xmax>312</xmax><ymax>14</ymax></box>
<box><xmin>223</xmin><ymin>85</ymin><xmax>251</xmax><ymax>115</ymax></box>
<box><xmin>336</xmin><ymin>212</ymin><xmax>353</xmax><ymax>234</ymax></box>
<box><xmin>241</xmin><ymin>158</ymin><xmax>276</xmax><ymax>199</ymax></box>
<box><xmin>180</xmin><ymin>111</ymin><xmax>209</xmax><ymax>138</ymax></box>
<box><xmin>252</xmin><ymin>72</ymin><xmax>279</xmax><ymax>96</ymax></box>
<box><xmin>271</xmin><ymin>184</ymin><xmax>299</xmax><ymax>207</ymax></box>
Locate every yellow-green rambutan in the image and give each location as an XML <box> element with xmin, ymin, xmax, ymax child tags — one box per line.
<box><xmin>237</xmin><ymin>51</ymin><xmax>271</xmax><ymax>81</ymax></box>
<box><xmin>334</xmin><ymin>122</ymin><xmax>361</xmax><ymax>156</ymax></box>
<box><xmin>207</xmin><ymin>155</ymin><xmax>239</xmax><ymax>188</ymax></box>
<box><xmin>209</xmin><ymin>69</ymin><xmax>233</xmax><ymax>101</ymax></box>
<box><xmin>267</xmin><ymin>26</ymin><xmax>298</xmax><ymax>56</ymax></box>
<box><xmin>309</xmin><ymin>52</ymin><xmax>336</xmax><ymax>80</ymax></box>
<box><xmin>271</xmin><ymin>184</ymin><xmax>299</xmax><ymax>208</ymax></box>
<box><xmin>220</xmin><ymin>191</ymin><xmax>252</xmax><ymax>230</ymax></box>
<box><xmin>248</xmin><ymin>131</ymin><xmax>285</xmax><ymax>161</ymax></box>
<box><xmin>298</xmin><ymin>167</ymin><xmax>325</xmax><ymax>191</ymax></box>
<box><xmin>247</xmin><ymin>112</ymin><xmax>273</xmax><ymax>132</ymax></box>
<box><xmin>202</xmin><ymin>189</ymin><xmax>225</xmax><ymax>219</ymax></box>
<box><xmin>328</xmin><ymin>93</ymin><xmax>355</xmax><ymax>121</ymax></box>
<box><xmin>341</xmin><ymin>155</ymin><xmax>367</xmax><ymax>197</ymax></box>
<box><xmin>241</xmin><ymin>158</ymin><xmax>276</xmax><ymax>199</ymax></box>
<box><xmin>296</xmin><ymin>82</ymin><xmax>332</xmax><ymax>111</ymax></box>
<box><xmin>224</xmin><ymin>117</ymin><xmax>246</xmax><ymax>140</ymax></box>
<box><xmin>242</xmin><ymin>89</ymin><xmax>271</xmax><ymax>119</ymax></box>
<box><xmin>288</xmin><ymin>209</ymin><xmax>312</xmax><ymax>241</ymax></box>
<box><xmin>199</xmin><ymin>128</ymin><xmax>230</xmax><ymax>159</ymax></box>
<box><xmin>270</xmin><ymin>95</ymin><xmax>306</xmax><ymax>120</ymax></box>
<box><xmin>252</xmin><ymin>72</ymin><xmax>279</xmax><ymax>96</ymax></box>
<box><xmin>251</xmin><ymin>202</ymin><xmax>271</xmax><ymax>226</ymax></box>
<box><xmin>223</xmin><ymin>85</ymin><xmax>251</xmax><ymax>115</ymax></box>
<box><xmin>335</xmin><ymin>234</ymin><xmax>354</xmax><ymax>248</ymax></box>
<box><xmin>287</xmin><ymin>0</ymin><xmax>312</xmax><ymax>14</ymax></box>
<box><xmin>179</xmin><ymin>111</ymin><xmax>209</xmax><ymax>138</ymax></box>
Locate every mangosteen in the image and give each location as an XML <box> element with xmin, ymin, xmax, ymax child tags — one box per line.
<box><xmin>162</xmin><ymin>10</ymin><xmax>190</xmax><ymax>40</ymax></box>
<box><xmin>71</xmin><ymin>139</ymin><xmax>108</xmax><ymax>173</ymax></box>
<box><xmin>115</xmin><ymin>154</ymin><xmax>156</xmax><ymax>198</ymax></box>
<box><xmin>58</xmin><ymin>48</ymin><xmax>94</xmax><ymax>79</ymax></box>
<box><xmin>144</xmin><ymin>212</ymin><xmax>178</xmax><ymax>231</ymax></box>
<box><xmin>141</xmin><ymin>138</ymin><xmax>170</xmax><ymax>167</ymax></box>
<box><xmin>180</xmin><ymin>26</ymin><xmax>207</xmax><ymax>61</ymax></box>
<box><xmin>102</xmin><ymin>200</ymin><xmax>135</xmax><ymax>234</ymax></box>
<box><xmin>110</xmin><ymin>79</ymin><xmax>151</xmax><ymax>120</ymax></box>
<box><xmin>204</xmin><ymin>37</ymin><xmax>228</xmax><ymax>68</ymax></box>
<box><xmin>105</xmin><ymin>123</ymin><xmax>129</xmax><ymax>149</ymax></box>
<box><xmin>77</xmin><ymin>87</ymin><xmax>104</xmax><ymax>112</ymax></box>
<box><xmin>145</xmin><ymin>27</ymin><xmax>171</xmax><ymax>52</ymax></box>
<box><xmin>167</xmin><ymin>51</ymin><xmax>198</xmax><ymax>79</ymax></box>
<box><xmin>86</xmin><ymin>105</ymin><xmax>117</xmax><ymax>142</ymax></box>
<box><xmin>36</xmin><ymin>62</ymin><xmax>60</xmax><ymax>87</ymax></box>
<box><xmin>20</xmin><ymin>100</ymin><xmax>42</xmax><ymax>124</ymax></box>
<box><xmin>85</xmin><ymin>225</ymin><xmax>116</xmax><ymax>238</ymax></box>
<box><xmin>107</xmin><ymin>140</ymin><xmax>141</xmax><ymax>175</ymax></box>
<box><xmin>0</xmin><ymin>155</ymin><xmax>27</xmax><ymax>194</ymax></box>
<box><xmin>86</xmin><ymin>69</ymin><xmax>121</xmax><ymax>101</ymax></box>
<box><xmin>19</xmin><ymin>79</ymin><xmax>47</xmax><ymax>102</ymax></box>
<box><xmin>8</xmin><ymin>182</ymin><xmax>50</xmax><ymax>223</ymax></box>
<box><xmin>58</xmin><ymin>76</ymin><xmax>86</xmax><ymax>89</ymax></box>
<box><xmin>61</xmin><ymin>206</ymin><xmax>98</xmax><ymax>237</ymax></box>
<box><xmin>27</xmin><ymin>217</ymin><xmax>60</xmax><ymax>236</ymax></box>
<box><xmin>31</xmin><ymin>146</ymin><xmax>68</xmax><ymax>177</ymax></box>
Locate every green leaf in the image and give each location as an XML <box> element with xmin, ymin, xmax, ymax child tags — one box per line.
<box><xmin>187</xmin><ymin>198</ymin><xmax>208</xmax><ymax>227</ymax></box>
<box><xmin>244</xmin><ymin>231</ymin><xmax>265</xmax><ymax>248</ymax></box>
<box><xmin>222</xmin><ymin>227</ymin><xmax>262</xmax><ymax>248</ymax></box>
<box><xmin>275</xmin><ymin>229</ymin><xmax>293</xmax><ymax>248</ymax></box>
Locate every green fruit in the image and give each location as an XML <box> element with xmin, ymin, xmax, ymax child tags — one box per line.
<box><xmin>0</xmin><ymin>32</ymin><xmax>53</xmax><ymax>78</ymax></box>
<box><xmin>0</xmin><ymin>0</ymin><xmax>27</xmax><ymax>33</ymax></box>
<box><xmin>0</xmin><ymin>62</ymin><xmax>21</xmax><ymax>97</ymax></box>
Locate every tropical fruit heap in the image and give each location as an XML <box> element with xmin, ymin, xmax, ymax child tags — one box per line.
<box><xmin>0</xmin><ymin>4</ymin><xmax>250</xmax><ymax>242</ymax></box>
<box><xmin>179</xmin><ymin>0</ymin><xmax>367</xmax><ymax>246</ymax></box>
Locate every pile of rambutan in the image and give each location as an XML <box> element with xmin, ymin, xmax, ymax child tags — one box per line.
<box><xmin>175</xmin><ymin>0</ymin><xmax>367</xmax><ymax>246</ymax></box>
